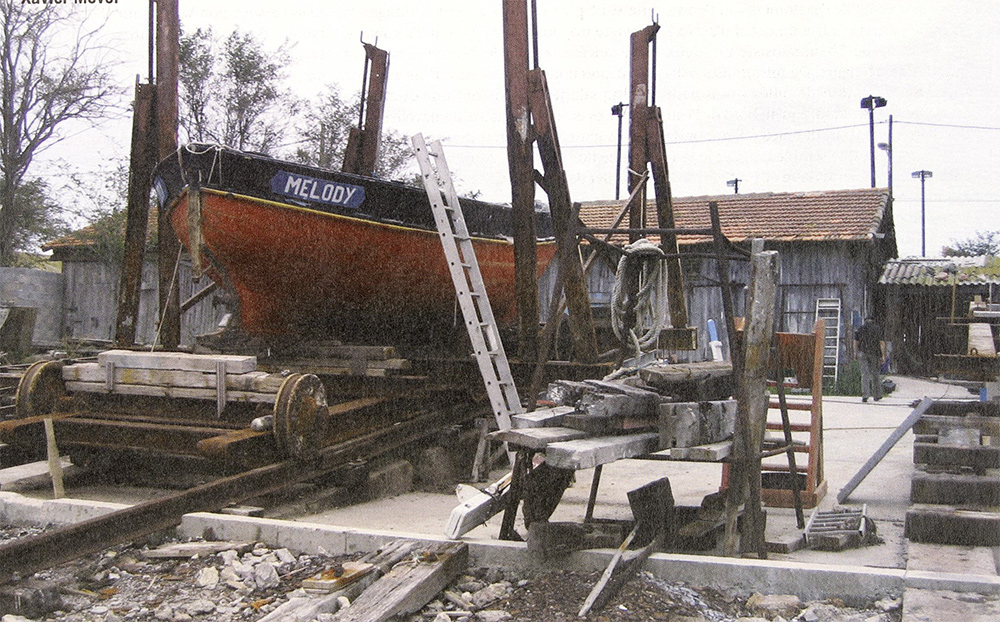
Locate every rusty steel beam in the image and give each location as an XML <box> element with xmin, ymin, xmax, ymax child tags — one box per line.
<box><xmin>627</xmin><ymin>24</ymin><xmax>658</xmax><ymax>242</ymax></box>
<box><xmin>115</xmin><ymin>80</ymin><xmax>158</xmax><ymax>347</ymax></box>
<box><xmin>0</xmin><ymin>405</ymin><xmax>470</xmax><ymax>585</ymax></box>
<box><xmin>342</xmin><ymin>42</ymin><xmax>390</xmax><ymax>176</ymax></box>
<box><xmin>503</xmin><ymin>0</ymin><xmax>541</xmax><ymax>361</ymax></box>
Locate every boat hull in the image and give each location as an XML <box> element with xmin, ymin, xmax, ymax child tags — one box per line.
<box><xmin>170</xmin><ymin>187</ymin><xmax>556</xmax><ymax>337</ymax></box>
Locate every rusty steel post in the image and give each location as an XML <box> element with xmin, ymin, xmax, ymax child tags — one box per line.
<box><xmin>502</xmin><ymin>0</ymin><xmax>541</xmax><ymax>361</ymax></box>
<box><xmin>342</xmin><ymin>43</ymin><xmax>389</xmax><ymax>177</ymax></box>
<box><xmin>114</xmin><ymin>81</ymin><xmax>158</xmax><ymax>347</ymax></box>
<box><xmin>626</xmin><ymin>24</ymin><xmax>658</xmax><ymax>243</ymax></box>
<box><xmin>156</xmin><ymin>0</ymin><xmax>181</xmax><ymax>349</ymax></box>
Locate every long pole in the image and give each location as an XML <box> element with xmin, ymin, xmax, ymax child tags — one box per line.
<box><xmin>867</xmin><ymin>105</ymin><xmax>876</xmax><ymax>188</ymax></box>
<box><xmin>613</xmin><ymin>103</ymin><xmax>625</xmax><ymax>199</ymax></box>
<box><xmin>920</xmin><ymin>176</ymin><xmax>926</xmax><ymax>257</ymax></box>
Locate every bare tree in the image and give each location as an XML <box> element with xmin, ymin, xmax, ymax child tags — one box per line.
<box><xmin>177</xmin><ymin>27</ymin><xmax>298</xmax><ymax>153</ymax></box>
<box><xmin>0</xmin><ymin>1</ymin><xmax>120</xmax><ymax>265</ymax></box>
<box><xmin>943</xmin><ymin>231</ymin><xmax>1000</xmax><ymax>257</ymax></box>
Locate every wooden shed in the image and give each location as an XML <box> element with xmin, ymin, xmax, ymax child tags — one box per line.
<box><xmin>879</xmin><ymin>255</ymin><xmax>1000</xmax><ymax>375</ymax></box>
<box><xmin>569</xmin><ymin>188</ymin><xmax>896</xmax><ymax>380</ymax></box>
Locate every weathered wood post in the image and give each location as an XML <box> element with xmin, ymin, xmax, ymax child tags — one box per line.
<box><xmin>722</xmin><ymin>249</ymin><xmax>779</xmax><ymax>557</ymax></box>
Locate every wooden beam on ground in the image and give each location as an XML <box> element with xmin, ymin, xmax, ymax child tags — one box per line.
<box><xmin>336</xmin><ymin>541</ymin><xmax>468</xmax><ymax>622</ymax></box>
<box><xmin>511</xmin><ymin>406</ymin><xmax>576</xmax><ymax>429</ymax></box>
<box><xmin>96</xmin><ymin>350</ymin><xmax>257</xmax><ymax>373</ymax></box>
<box><xmin>910</xmin><ymin>471</ymin><xmax>1000</xmax><ymax>506</ymax></box>
<box><xmin>913</xmin><ymin>442</ymin><xmax>1000</xmax><ymax>471</ymax></box>
<box><xmin>837</xmin><ymin>397</ymin><xmax>933</xmax><ymax>503</ymax></box>
<box><xmin>905</xmin><ymin>504</ymin><xmax>1000</xmax><ymax>546</ymax></box>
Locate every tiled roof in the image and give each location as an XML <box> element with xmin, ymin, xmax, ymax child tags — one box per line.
<box><xmin>578</xmin><ymin>187</ymin><xmax>890</xmax><ymax>246</ymax></box>
<box><xmin>880</xmin><ymin>255</ymin><xmax>1000</xmax><ymax>286</ymax></box>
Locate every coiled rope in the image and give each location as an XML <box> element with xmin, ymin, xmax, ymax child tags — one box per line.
<box><xmin>610</xmin><ymin>238</ymin><xmax>668</xmax><ymax>356</ymax></box>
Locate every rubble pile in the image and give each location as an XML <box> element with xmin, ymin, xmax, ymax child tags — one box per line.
<box><xmin>0</xmin><ymin>530</ymin><xmax>902</xmax><ymax>622</ymax></box>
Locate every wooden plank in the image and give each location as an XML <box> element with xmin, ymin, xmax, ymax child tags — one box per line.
<box><xmin>905</xmin><ymin>504</ymin><xmax>1000</xmax><ymax>546</ymax></box>
<box><xmin>669</xmin><ymin>440</ymin><xmax>732</xmax><ymax>461</ymax></box>
<box><xmin>64</xmin><ymin>381</ymin><xmax>276</xmax><ymax>404</ymax></box>
<box><xmin>837</xmin><ymin>397</ymin><xmax>933</xmax><ymax>503</ymax></box>
<box><xmin>967</xmin><ymin>323</ymin><xmax>997</xmax><ymax>356</ymax></box>
<box><xmin>263</xmin><ymin>358</ymin><xmax>410</xmax><ymax>371</ymax></box>
<box><xmin>64</xmin><ymin>363</ymin><xmax>284</xmax><ymax>393</ymax></box>
<box><xmin>96</xmin><ymin>350</ymin><xmax>256</xmax><ymax>374</ymax></box>
<box><xmin>511</xmin><ymin>406</ymin><xmax>576</xmax><ymax>429</ymax></box>
<box><xmin>545</xmin><ymin>432</ymin><xmax>660</xmax><ymax>470</ymax></box>
<box><xmin>337</xmin><ymin>541</ymin><xmax>468</xmax><ymax>622</ymax></box>
<box><xmin>445</xmin><ymin>472</ymin><xmax>511</xmax><ymax>539</ymax></box>
<box><xmin>142</xmin><ymin>541</ymin><xmax>253</xmax><ymax>559</ymax></box>
<box><xmin>301</xmin><ymin>561</ymin><xmax>374</xmax><ymax>593</ymax></box>
<box><xmin>489</xmin><ymin>426</ymin><xmax>588</xmax><ymax>450</ymax></box>
<box><xmin>910</xmin><ymin>471</ymin><xmax>1000</xmax><ymax>506</ymax></box>
<box><xmin>562</xmin><ymin>413</ymin><xmax>656</xmax><ymax>435</ymax></box>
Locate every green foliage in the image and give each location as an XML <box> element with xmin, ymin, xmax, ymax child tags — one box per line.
<box><xmin>943</xmin><ymin>230</ymin><xmax>1000</xmax><ymax>257</ymax></box>
<box><xmin>59</xmin><ymin>159</ymin><xmax>130</xmax><ymax>267</ymax></box>
<box><xmin>828</xmin><ymin>359</ymin><xmax>862</xmax><ymax>396</ymax></box>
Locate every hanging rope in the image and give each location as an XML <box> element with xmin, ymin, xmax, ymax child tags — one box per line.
<box><xmin>610</xmin><ymin>238</ymin><xmax>668</xmax><ymax>356</ymax></box>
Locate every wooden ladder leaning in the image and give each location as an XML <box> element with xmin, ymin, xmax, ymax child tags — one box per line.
<box><xmin>411</xmin><ymin>133</ymin><xmax>523</xmax><ymax>437</ymax></box>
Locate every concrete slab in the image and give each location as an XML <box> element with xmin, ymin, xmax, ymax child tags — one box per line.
<box><xmin>902</xmin><ymin>588</ymin><xmax>1000</xmax><ymax>621</ymax></box>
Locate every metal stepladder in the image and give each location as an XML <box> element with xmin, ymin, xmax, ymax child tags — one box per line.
<box><xmin>815</xmin><ymin>298</ymin><xmax>841</xmax><ymax>387</ymax></box>
<box><xmin>411</xmin><ymin>134</ymin><xmax>523</xmax><ymax>441</ymax></box>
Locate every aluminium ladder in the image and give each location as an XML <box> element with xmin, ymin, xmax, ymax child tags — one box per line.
<box><xmin>815</xmin><ymin>298</ymin><xmax>841</xmax><ymax>387</ymax></box>
<box><xmin>411</xmin><ymin>134</ymin><xmax>523</xmax><ymax>437</ymax></box>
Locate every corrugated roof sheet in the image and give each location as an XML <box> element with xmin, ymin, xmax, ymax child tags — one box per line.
<box><xmin>880</xmin><ymin>255</ymin><xmax>1000</xmax><ymax>286</ymax></box>
<box><xmin>578</xmin><ymin>187</ymin><xmax>890</xmax><ymax>246</ymax></box>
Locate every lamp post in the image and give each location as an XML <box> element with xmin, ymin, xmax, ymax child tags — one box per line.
<box><xmin>611</xmin><ymin>102</ymin><xmax>628</xmax><ymax>199</ymax></box>
<box><xmin>726</xmin><ymin>178</ymin><xmax>741</xmax><ymax>194</ymax></box>
<box><xmin>861</xmin><ymin>95</ymin><xmax>887</xmax><ymax>188</ymax></box>
<box><xmin>912</xmin><ymin>170</ymin><xmax>932</xmax><ymax>257</ymax></box>
<box><xmin>877</xmin><ymin>116</ymin><xmax>893</xmax><ymax>195</ymax></box>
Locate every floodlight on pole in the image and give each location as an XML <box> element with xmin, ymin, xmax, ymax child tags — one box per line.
<box><xmin>612</xmin><ymin>102</ymin><xmax>628</xmax><ymax>199</ymax></box>
<box><xmin>912</xmin><ymin>169</ymin><xmax>932</xmax><ymax>257</ymax></box>
<box><xmin>861</xmin><ymin>95</ymin><xmax>887</xmax><ymax>188</ymax></box>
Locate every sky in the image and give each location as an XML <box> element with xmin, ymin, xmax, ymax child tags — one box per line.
<box><xmin>32</xmin><ymin>0</ymin><xmax>1000</xmax><ymax>258</ymax></box>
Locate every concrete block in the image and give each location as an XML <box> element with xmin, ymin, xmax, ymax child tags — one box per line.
<box><xmin>413</xmin><ymin>446</ymin><xmax>457</xmax><ymax>493</ymax></box>
<box><xmin>658</xmin><ymin>400</ymin><xmax>736</xmax><ymax>449</ymax></box>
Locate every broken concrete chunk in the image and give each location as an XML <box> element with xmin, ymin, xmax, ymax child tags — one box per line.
<box><xmin>253</xmin><ymin>562</ymin><xmax>280</xmax><ymax>590</ymax></box>
<box><xmin>195</xmin><ymin>566</ymin><xmax>219</xmax><ymax>589</ymax></box>
<box><xmin>578</xmin><ymin>391</ymin><xmax>661</xmax><ymax>419</ymax></box>
<box><xmin>746</xmin><ymin>593</ymin><xmax>803</xmax><ymax>619</ymax></box>
<box><xmin>657</xmin><ymin>400</ymin><xmax>736</xmax><ymax>449</ymax></box>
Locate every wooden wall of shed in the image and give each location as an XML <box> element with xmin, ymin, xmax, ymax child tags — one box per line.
<box><xmin>883</xmin><ymin>283</ymin><xmax>992</xmax><ymax>375</ymax></box>
<box><xmin>541</xmin><ymin>240</ymin><xmax>879</xmax><ymax>370</ymax></box>
<box><xmin>60</xmin><ymin>255</ymin><xmax>226</xmax><ymax>347</ymax></box>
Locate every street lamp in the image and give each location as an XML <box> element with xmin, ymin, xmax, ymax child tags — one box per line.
<box><xmin>611</xmin><ymin>102</ymin><xmax>628</xmax><ymax>199</ymax></box>
<box><xmin>912</xmin><ymin>170</ymin><xmax>932</xmax><ymax>257</ymax></box>
<box><xmin>861</xmin><ymin>95</ymin><xmax>887</xmax><ymax>188</ymax></box>
<box><xmin>726</xmin><ymin>178</ymin><xmax>741</xmax><ymax>194</ymax></box>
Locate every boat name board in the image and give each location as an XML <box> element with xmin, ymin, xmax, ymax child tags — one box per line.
<box><xmin>270</xmin><ymin>170</ymin><xmax>365</xmax><ymax>208</ymax></box>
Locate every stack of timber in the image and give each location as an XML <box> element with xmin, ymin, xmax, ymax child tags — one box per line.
<box><xmin>905</xmin><ymin>400</ymin><xmax>1000</xmax><ymax>546</ymax></box>
<box><xmin>63</xmin><ymin>350</ymin><xmax>281</xmax><ymax>404</ymax></box>
<box><xmin>493</xmin><ymin>362</ymin><xmax>736</xmax><ymax>470</ymax></box>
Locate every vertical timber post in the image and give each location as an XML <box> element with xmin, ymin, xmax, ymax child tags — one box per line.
<box><xmin>503</xmin><ymin>0</ymin><xmax>541</xmax><ymax>361</ymax></box>
<box><xmin>114</xmin><ymin>80</ymin><xmax>157</xmax><ymax>347</ymax></box>
<box><xmin>156</xmin><ymin>0</ymin><xmax>181</xmax><ymax>349</ymax></box>
<box><xmin>626</xmin><ymin>25</ymin><xmax>657</xmax><ymax>243</ymax></box>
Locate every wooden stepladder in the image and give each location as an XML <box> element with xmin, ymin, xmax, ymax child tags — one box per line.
<box><xmin>411</xmin><ymin>134</ymin><xmax>523</xmax><ymax>436</ymax></box>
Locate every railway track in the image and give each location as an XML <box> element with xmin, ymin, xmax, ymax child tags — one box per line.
<box><xmin>0</xmin><ymin>402</ymin><xmax>472</xmax><ymax>584</ymax></box>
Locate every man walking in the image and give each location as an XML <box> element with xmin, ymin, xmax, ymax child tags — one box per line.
<box><xmin>855</xmin><ymin>316</ymin><xmax>886</xmax><ymax>402</ymax></box>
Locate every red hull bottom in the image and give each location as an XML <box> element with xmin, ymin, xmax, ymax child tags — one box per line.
<box><xmin>171</xmin><ymin>189</ymin><xmax>557</xmax><ymax>337</ymax></box>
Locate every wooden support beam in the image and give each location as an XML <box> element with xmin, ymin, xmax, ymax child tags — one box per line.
<box><xmin>115</xmin><ymin>80</ymin><xmax>157</xmax><ymax>348</ymax></box>
<box><xmin>905</xmin><ymin>504</ymin><xmax>1000</xmax><ymax>546</ymax></box>
<box><xmin>502</xmin><ymin>0</ymin><xmax>541</xmax><ymax>361</ymax></box>
<box><xmin>910</xmin><ymin>471</ymin><xmax>1000</xmax><ymax>506</ymax></box>
<box><xmin>155</xmin><ymin>0</ymin><xmax>181</xmax><ymax>349</ymax></box>
<box><xmin>913</xmin><ymin>442</ymin><xmax>1000</xmax><ymax>471</ymax></box>
<box><xmin>545</xmin><ymin>432</ymin><xmax>660</xmax><ymax>470</ymax></box>
<box><xmin>722</xmin><ymin>251</ymin><xmax>778</xmax><ymax>558</ymax></box>
<box><xmin>527</xmin><ymin>69</ymin><xmax>597</xmax><ymax>363</ymax></box>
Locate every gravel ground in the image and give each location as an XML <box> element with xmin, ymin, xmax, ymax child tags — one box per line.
<box><xmin>0</xmin><ymin>528</ymin><xmax>902</xmax><ymax>622</ymax></box>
